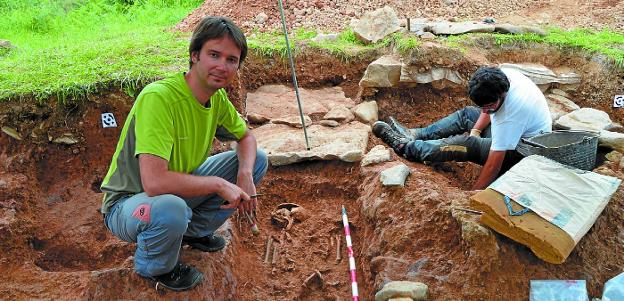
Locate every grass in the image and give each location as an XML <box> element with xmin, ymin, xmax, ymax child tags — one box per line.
<box><xmin>446</xmin><ymin>28</ymin><xmax>624</xmax><ymax>67</ymax></box>
<box><xmin>1</xmin><ymin>1</ymin><xmax>623</xmax><ymax>105</ymax></box>
<box><xmin>0</xmin><ymin>0</ymin><xmax>200</xmax><ymax>104</ymax></box>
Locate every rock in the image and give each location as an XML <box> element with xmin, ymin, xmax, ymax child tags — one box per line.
<box><xmin>1</xmin><ymin>126</ymin><xmax>22</xmax><ymax>141</ymax></box>
<box><xmin>362</xmin><ymin>197</ymin><xmax>384</xmax><ymax>219</ymax></box>
<box><xmin>255</xmin><ymin>12</ymin><xmax>268</xmax><ymax>24</ymax></box>
<box><xmin>494</xmin><ymin>24</ymin><xmax>547</xmax><ymax>36</ymax></box>
<box><xmin>360</xmin><ymin>55</ymin><xmax>402</xmax><ymax>88</ymax></box>
<box><xmin>400</xmin><ymin>66</ymin><xmax>463</xmax><ymax>85</ymax></box>
<box><xmin>351</xmin><ymin>6</ymin><xmax>400</xmax><ymax>44</ymax></box>
<box><xmin>380</xmin><ymin>163</ymin><xmax>411</xmax><ymax>187</ymax></box>
<box><xmin>254</xmin><ymin>122</ymin><xmax>370</xmax><ymax>166</ymax></box>
<box><xmin>375</xmin><ymin>281</ymin><xmax>428</xmax><ymax>301</ymax></box>
<box><xmin>323</xmin><ymin>105</ymin><xmax>355</xmax><ymax>122</ymax></box>
<box><xmin>246</xmin><ymin>85</ymin><xmax>354</xmax><ymax>121</ymax></box>
<box><xmin>353</xmin><ymin>101</ymin><xmax>378</xmax><ymax>124</ymax></box>
<box><xmin>272</xmin><ymin>115</ymin><xmax>312</xmax><ymax>128</ymax></box>
<box><xmin>598</xmin><ymin>130</ymin><xmax>624</xmax><ymax>153</ymax></box>
<box><xmin>0</xmin><ymin>40</ymin><xmax>14</xmax><ymax>56</ymax></box>
<box><xmin>605</xmin><ymin>151</ymin><xmax>623</xmax><ymax>164</ymax></box>
<box><xmin>0</xmin><ymin>180</ymin><xmax>6</xmax><ymax>189</ymax></box>
<box><xmin>549</xmin><ymin>89</ymin><xmax>571</xmax><ymax>98</ymax></box>
<box><xmin>419</xmin><ymin>32</ymin><xmax>436</xmax><ymax>40</ymax></box>
<box><xmin>52</xmin><ymin>133</ymin><xmax>79</xmax><ymax>145</ymax></box>
<box><xmin>499</xmin><ymin>63</ymin><xmax>581</xmax><ymax>86</ymax></box>
<box><xmin>362</xmin><ymin>145</ymin><xmax>392</xmax><ymax>166</ymax></box>
<box><xmin>427</xmin><ymin>21</ymin><xmax>494</xmax><ymax>35</ymax></box>
<box><xmin>555</xmin><ymin>108</ymin><xmax>612</xmax><ymax>131</ymax></box>
<box><xmin>320</xmin><ymin>120</ymin><xmax>340</xmax><ymax>127</ymax></box>
<box><xmin>406</xmin><ymin>18</ymin><xmax>429</xmax><ymax>33</ymax></box>
<box><xmin>247</xmin><ymin>113</ymin><xmax>270</xmax><ymax>124</ymax></box>
<box><xmin>312</xmin><ymin>33</ymin><xmax>339</xmax><ymax>43</ymax></box>
<box><xmin>546</xmin><ymin>94</ymin><xmax>580</xmax><ymax>122</ymax></box>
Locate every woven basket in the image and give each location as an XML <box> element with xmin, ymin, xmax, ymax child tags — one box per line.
<box><xmin>518</xmin><ymin>130</ymin><xmax>599</xmax><ymax>171</ymax></box>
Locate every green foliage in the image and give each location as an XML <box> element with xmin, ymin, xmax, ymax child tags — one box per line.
<box><xmin>493</xmin><ymin>28</ymin><xmax>624</xmax><ymax>67</ymax></box>
<box><xmin>0</xmin><ymin>0</ymin><xmax>201</xmax><ymax>103</ymax></box>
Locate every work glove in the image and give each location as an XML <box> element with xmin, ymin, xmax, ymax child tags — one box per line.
<box><xmin>469</xmin><ymin>128</ymin><xmax>482</xmax><ymax>137</ymax></box>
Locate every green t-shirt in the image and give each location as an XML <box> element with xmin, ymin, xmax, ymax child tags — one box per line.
<box><xmin>100</xmin><ymin>73</ymin><xmax>247</xmax><ymax>213</ymax></box>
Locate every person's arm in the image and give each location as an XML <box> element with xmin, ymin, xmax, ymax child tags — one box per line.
<box><xmin>470</xmin><ymin>112</ymin><xmax>491</xmax><ymax>137</ymax></box>
<box><xmin>139</xmin><ymin>154</ymin><xmax>250</xmax><ymax>208</ymax></box>
<box><xmin>233</xmin><ymin>131</ymin><xmax>258</xmax><ymax>213</ymax></box>
<box><xmin>472</xmin><ymin>150</ymin><xmax>506</xmax><ymax>190</ymax></box>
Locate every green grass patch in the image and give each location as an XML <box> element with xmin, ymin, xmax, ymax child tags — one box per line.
<box><xmin>0</xmin><ymin>0</ymin><xmax>201</xmax><ymax>103</ymax></box>
<box><xmin>443</xmin><ymin>28</ymin><xmax>624</xmax><ymax>67</ymax></box>
<box><xmin>496</xmin><ymin>28</ymin><xmax>624</xmax><ymax>67</ymax></box>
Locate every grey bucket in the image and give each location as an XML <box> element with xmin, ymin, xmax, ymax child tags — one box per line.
<box><xmin>517</xmin><ymin>130</ymin><xmax>599</xmax><ymax>171</ymax></box>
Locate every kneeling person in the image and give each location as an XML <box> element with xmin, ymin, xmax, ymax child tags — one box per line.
<box><xmin>373</xmin><ymin>66</ymin><xmax>551</xmax><ymax>189</ymax></box>
<box><xmin>100</xmin><ymin>16</ymin><xmax>268</xmax><ymax>291</ymax></box>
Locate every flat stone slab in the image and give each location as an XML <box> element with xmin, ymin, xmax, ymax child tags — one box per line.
<box><xmin>253</xmin><ymin>121</ymin><xmax>370</xmax><ymax>166</ymax></box>
<box><xmin>246</xmin><ymin>85</ymin><xmax>355</xmax><ymax>122</ymax></box>
<box><xmin>380</xmin><ymin>163</ymin><xmax>411</xmax><ymax>187</ymax></box>
<box><xmin>375</xmin><ymin>281</ymin><xmax>428</xmax><ymax>301</ymax></box>
<box><xmin>500</xmin><ymin>63</ymin><xmax>581</xmax><ymax>85</ymax></box>
<box><xmin>428</xmin><ymin>21</ymin><xmax>494</xmax><ymax>35</ymax></box>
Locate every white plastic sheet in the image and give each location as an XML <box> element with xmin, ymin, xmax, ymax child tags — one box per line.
<box><xmin>489</xmin><ymin>155</ymin><xmax>621</xmax><ymax>243</ymax></box>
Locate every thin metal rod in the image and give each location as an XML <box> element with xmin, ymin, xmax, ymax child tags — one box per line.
<box><xmin>277</xmin><ymin>0</ymin><xmax>311</xmax><ymax>150</ymax></box>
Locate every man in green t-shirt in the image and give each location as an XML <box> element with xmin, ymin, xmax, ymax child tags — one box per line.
<box><xmin>100</xmin><ymin>16</ymin><xmax>267</xmax><ymax>292</ymax></box>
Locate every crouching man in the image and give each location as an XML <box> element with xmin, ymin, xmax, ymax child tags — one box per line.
<box><xmin>100</xmin><ymin>16</ymin><xmax>267</xmax><ymax>291</ymax></box>
<box><xmin>373</xmin><ymin>66</ymin><xmax>551</xmax><ymax>189</ymax></box>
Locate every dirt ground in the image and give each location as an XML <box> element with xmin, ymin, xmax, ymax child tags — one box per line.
<box><xmin>1</xmin><ymin>1</ymin><xmax>624</xmax><ymax>301</ymax></box>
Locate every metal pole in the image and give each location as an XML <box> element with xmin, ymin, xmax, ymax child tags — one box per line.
<box><xmin>277</xmin><ymin>0</ymin><xmax>311</xmax><ymax>150</ymax></box>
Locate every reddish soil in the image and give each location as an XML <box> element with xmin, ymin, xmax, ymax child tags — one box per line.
<box><xmin>1</xmin><ymin>2</ymin><xmax>624</xmax><ymax>300</ymax></box>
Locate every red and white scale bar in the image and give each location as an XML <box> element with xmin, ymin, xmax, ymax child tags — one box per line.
<box><xmin>342</xmin><ymin>205</ymin><xmax>359</xmax><ymax>301</ymax></box>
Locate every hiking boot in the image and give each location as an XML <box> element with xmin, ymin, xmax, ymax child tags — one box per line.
<box><xmin>387</xmin><ymin>116</ymin><xmax>420</xmax><ymax>140</ymax></box>
<box><xmin>373</xmin><ymin>121</ymin><xmax>410</xmax><ymax>155</ymax></box>
<box><xmin>147</xmin><ymin>262</ymin><xmax>203</xmax><ymax>292</ymax></box>
<box><xmin>183</xmin><ymin>234</ymin><xmax>226</xmax><ymax>252</ymax></box>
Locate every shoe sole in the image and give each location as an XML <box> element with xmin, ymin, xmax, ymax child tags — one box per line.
<box><xmin>184</xmin><ymin>241</ymin><xmax>226</xmax><ymax>252</ymax></box>
<box><xmin>148</xmin><ymin>272</ymin><xmax>204</xmax><ymax>292</ymax></box>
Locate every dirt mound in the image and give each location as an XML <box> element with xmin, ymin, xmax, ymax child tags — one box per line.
<box><xmin>175</xmin><ymin>0</ymin><xmax>624</xmax><ymax>34</ymax></box>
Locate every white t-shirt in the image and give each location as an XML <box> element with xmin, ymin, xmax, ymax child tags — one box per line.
<box><xmin>490</xmin><ymin>68</ymin><xmax>552</xmax><ymax>151</ymax></box>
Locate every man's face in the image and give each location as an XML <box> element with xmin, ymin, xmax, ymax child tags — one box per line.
<box><xmin>480</xmin><ymin>93</ymin><xmax>506</xmax><ymax>114</ymax></box>
<box><xmin>190</xmin><ymin>36</ymin><xmax>241</xmax><ymax>91</ymax></box>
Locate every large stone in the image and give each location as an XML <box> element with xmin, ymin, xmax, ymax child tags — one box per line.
<box><xmin>353</xmin><ymin>101</ymin><xmax>379</xmax><ymax>124</ymax></box>
<box><xmin>598</xmin><ymin>130</ymin><xmax>624</xmax><ymax>153</ymax></box>
<box><xmin>272</xmin><ymin>115</ymin><xmax>312</xmax><ymax>128</ymax></box>
<box><xmin>400</xmin><ymin>66</ymin><xmax>463</xmax><ymax>85</ymax></box>
<box><xmin>406</xmin><ymin>18</ymin><xmax>429</xmax><ymax>33</ymax></box>
<box><xmin>246</xmin><ymin>85</ymin><xmax>354</xmax><ymax>122</ymax></box>
<box><xmin>362</xmin><ymin>145</ymin><xmax>392</xmax><ymax>166</ymax></box>
<box><xmin>360</xmin><ymin>55</ymin><xmax>403</xmax><ymax>88</ymax></box>
<box><xmin>494</xmin><ymin>24</ymin><xmax>547</xmax><ymax>36</ymax></box>
<box><xmin>555</xmin><ymin>108</ymin><xmax>612</xmax><ymax>131</ymax></box>
<box><xmin>253</xmin><ymin>121</ymin><xmax>370</xmax><ymax>166</ymax></box>
<box><xmin>323</xmin><ymin>105</ymin><xmax>355</xmax><ymax>122</ymax></box>
<box><xmin>380</xmin><ymin>163</ymin><xmax>411</xmax><ymax>187</ymax></box>
<box><xmin>427</xmin><ymin>21</ymin><xmax>494</xmax><ymax>35</ymax></box>
<box><xmin>546</xmin><ymin>94</ymin><xmax>580</xmax><ymax>122</ymax></box>
<box><xmin>499</xmin><ymin>63</ymin><xmax>581</xmax><ymax>86</ymax></box>
<box><xmin>375</xmin><ymin>281</ymin><xmax>428</xmax><ymax>301</ymax></box>
<box><xmin>351</xmin><ymin>6</ymin><xmax>401</xmax><ymax>44</ymax></box>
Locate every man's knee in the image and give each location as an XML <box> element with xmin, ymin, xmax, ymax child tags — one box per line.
<box><xmin>150</xmin><ymin>195</ymin><xmax>190</xmax><ymax>237</ymax></box>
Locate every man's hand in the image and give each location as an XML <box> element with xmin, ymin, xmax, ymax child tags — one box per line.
<box><xmin>472</xmin><ymin>150</ymin><xmax>506</xmax><ymax>190</ymax></box>
<box><xmin>219</xmin><ymin>179</ymin><xmax>251</xmax><ymax>210</ymax></box>
<box><xmin>236</xmin><ymin>171</ymin><xmax>257</xmax><ymax>214</ymax></box>
<box><xmin>469</xmin><ymin>128</ymin><xmax>482</xmax><ymax>137</ymax></box>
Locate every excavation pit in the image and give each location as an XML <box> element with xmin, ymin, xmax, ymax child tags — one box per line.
<box><xmin>1</xmin><ymin>37</ymin><xmax>623</xmax><ymax>301</ymax></box>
